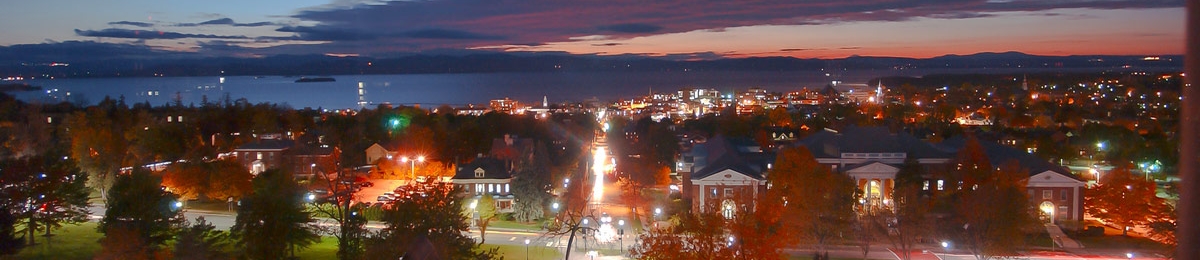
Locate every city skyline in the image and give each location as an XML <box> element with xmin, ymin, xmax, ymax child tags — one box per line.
<box><xmin>0</xmin><ymin>0</ymin><xmax>1186</xmax><ymax>60</ymax></box>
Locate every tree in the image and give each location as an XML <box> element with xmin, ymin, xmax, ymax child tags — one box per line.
<box><xmin>881</xmin><ymin>157</ymin><xmax>931</xmax><ymax>260</ymax></box>
<box><xmin>161</xmin><ymin>160</ymin><xmax>252</xmax><ymax>201</ymax></box>
<box><xmin>367</xmin><ymin>180</ymin><xmax>497</xmax><ymax>259</ymax></box>
<box><xmin>233</xmin><ymin>169</ymin><xmax>320</xmax><ymax>260</ymax></box>
<box><xmin>768</xmin><ymin>146</ymin><xmax>855</xmax><ymax>254</ymax></box>
<box><xmin>68</xmin><ymin>106</ymin><xmax>130</xmax><ymax>203</ymax></box>
<box><xmin>0</xmin><ymin>207</ymin><xmax>22</xmax><ymax>256</ymax></box>
<box><xmin>511</xmin><ymin>144</ymin><xmax>552</xmax><ymax>223</ymax></box>
<box><xmin>174</xmin><ymin>216</ymin><xmax>232</xmax><ymax>260</ymax></box>
<box><xmin>631</xmin><ymin>195</ymin><xmax>788</xmax><ymax>259</ymax></box>
<box><xmin>0</xmin><ymin>154</ymin><xmax>90</xmax><ymax>246</ymax></box>
<box><xmin>1086</xmin><ymin>164</ymin><xmax>1171</xmax><ymax>236</ymax></box>
<box><xmin>940</xmin><ymin>138</ymin><xmax>1037</xmax><ymax>259</ymax></box>
<box><xmin>99</xmin><ymin>169</ymin><xmax>182</xmax><ymax>258</ymax></box>
<box><xmin>309</xmin><ymin>153</ymin><xmax>369</xmax><ymax>260</ymax></box>
<box><xmin>476</xmin><ymin>194</ymin><xmax>497</xmax><ymax>243</ymax></box>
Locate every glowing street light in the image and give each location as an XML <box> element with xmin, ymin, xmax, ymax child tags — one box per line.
<box><xmin>400</xmin><ymin>155</ymin><xmax>426</xmax><ymax>180</ymax></box>
<box><xmin>524</xmin><ymin>238</ymin><xmax>531</xmax><ymax>260</ymax></box>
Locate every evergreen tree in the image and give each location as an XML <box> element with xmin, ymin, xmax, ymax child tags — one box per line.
<box><xmin>174</xmin><ymin>217</ymin><xmax>232</xmax><ymax>260</ymax></box>
<box><xmin>0</xmin><ymin>207</ymin><xmax>22</xmax><ymax>256</ymax></box>
<box><xmin>232</xmin><ymin>169</ymin><xmax>320</xmax><ymax>260</ymax></box>
<box><xmin>367</xmin><ymin>180</ymin><xmax>497</xmax><ymax>259</ymax></box>
<box><xmin>98</xmin><ymin>169</ymin><xmax>182</xmax><ymax>258</ymax></box>
<box><xmin>512</xmin><ymin>144</ymin><xmax>552</xmax><ymax>222</ymax></box>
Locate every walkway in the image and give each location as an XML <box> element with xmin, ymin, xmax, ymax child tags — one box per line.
<box><xmin>1045</xmin><ymin>223</ymin><xmax>1084</xmax><ymax>249</ymax></box>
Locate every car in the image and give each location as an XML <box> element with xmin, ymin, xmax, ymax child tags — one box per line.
<box><xmin>377</xmin><ymin>195</ymin><xmax>394</xmax><ymax>202</ymax></box>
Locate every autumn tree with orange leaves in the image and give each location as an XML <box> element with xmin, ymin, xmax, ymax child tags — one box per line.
<box><xmin>1086</xmin><ymin>164</ymin><xmax>1173</xmax><ymax>236</ymax></box>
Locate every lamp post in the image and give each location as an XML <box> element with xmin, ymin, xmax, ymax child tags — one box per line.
<box><xmin>618</xmin><ymin>219</ymin><xmax>625</xmax><ymax>255</ymax></box>
<box><xmin>524</xmin><ymin>238</ymin><xmax>530</xmax><ymax>260</ymax></box>
<box><xmin>469</xmin><ymin>199</ymin><xmax>478</xmax><ymax>227</ymax></box>
<box><xmin>400</xmin><ymin>156</ymin><xmax>425</xmax><ymax>180</ymax></box>
<box><xmin>941</xmin><ymin>241</ymin><xmax>950</xmax><ymax>259</ymax></box>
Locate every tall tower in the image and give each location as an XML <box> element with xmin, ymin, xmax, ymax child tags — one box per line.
<box><xmin>1022</xmin><ymin>75</ymin><xmax>1029</xmax><ymax>91</ymax></box>
<box><xmin>542</xmin><ymin>95</ymin><xmax>548</xmax><ymax>107</ymax></box>
<box><xmin>357</xmin><ymin>81</ymin><xmax>367</xmax><ymax>109</ymax></box>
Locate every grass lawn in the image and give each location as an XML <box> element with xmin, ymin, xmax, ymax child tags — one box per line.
<box><xmin>12</xmin><ymin>222</ymin><xmax>103</xmax><ymax>260</ymax></box>
<box><xmin>1073</xmin><ymin>235</ymin><xmax>1169</xmax><ymax>252</ymax></box>
<box><xmin>482</xmin><ymin>244</ymin><xmax>563</xmax><ymax>260</ymax></box>
<box><xmin>294</xmin><ymin>237</ymin><xmax>339</xmax><ymax>259</ymax></box>
<box><xmin>490</xmin><ymin>220</ymin><xmax>544</xmax><ymax>231</ymax></box>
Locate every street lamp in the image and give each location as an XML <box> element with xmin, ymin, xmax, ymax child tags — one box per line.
<box><xmin>941</xmin><ymin>241</ymin><xmax>950</xmax><ymax>259</ymax></box>
<box><xmin>469</xmin><ymin>199</ymin><xmax>478</xmax><ymax>227</ymax></box>
<box><xmin>400</xmin><ymin>156</ymin><xmax>426</xmax><ymax>180</ymax></box>
<box><xmin>524</xmin><ymin>238</ymin><xmax>530</xmax><ymax>260</ymax></box>
<box><xmin>1127</xmin><ymin>252</ymin><xmax>1134</xmax><ymax>259</ymax></box>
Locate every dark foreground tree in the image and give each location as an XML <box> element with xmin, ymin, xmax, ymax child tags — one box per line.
<box><xmin>174</xmin><ymin>216</ymin><xmax>232</xmax><ymax>260</ymax></box>
<box><xmin>98</xmin><ymin>169</ymin><xmax>183</xmax><ymax>259</ymax></box>
<box><xmin>233</xmin><ymin>169</ymin><xmax>320</xmax><ymax>260</ymax></box>
<box><xmin>366</xmin><ymin>180</ymin><xmax>498</xmax><ymax>260</ymax></box>
<box><xmin>0</xmin><ymin>207</ymin><xmax>22</xmax><ymax>256</ymax></box>
<box><xmin>1086</xmin><ymin>164</ymin><xmax>1172</xmax><ymax>236</ymax></box>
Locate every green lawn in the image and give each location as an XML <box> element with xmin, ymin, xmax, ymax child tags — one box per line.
<box><xmin>293</xmin><ymin>237</ymin><xmax>339</xmax><ymax>259</ymax></box>
<box><xmin>12</xmin><ymin>222</ymin><xmax>104</xmax><ymax>260</ymax></box>
<box><xmin>483</xmin><ymin>244</ymin><xmax>563</xmax><ymax>260</ymax></box>
<box><xmin>490</xmin><ymin>220</ymin><xmax>544</xmax><ymax>231</ymax></box>
<box><xmin>7</xmin><ymin>222</ymin><xmax>559</xmax><ymax>260</ymax></box>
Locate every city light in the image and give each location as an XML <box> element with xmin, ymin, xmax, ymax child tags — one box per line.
<box><xmin>592</xmin><ymin>146</ymin><xmax>607</xmax><ymax>203</ymax></box>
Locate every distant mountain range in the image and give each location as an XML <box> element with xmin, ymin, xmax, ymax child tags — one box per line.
<box><xmin>0</xmin><ymin>51</ymin><xmax>1182</xmax><ymax>78</ymax></box>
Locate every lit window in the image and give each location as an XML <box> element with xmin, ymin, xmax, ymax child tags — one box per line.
<box><xmin>936</xmin><ymin>180</ymin><xmax>944</xmax><ymax>191</ymax></box>
<box><xmin>504</xmin><ymin>184</ymin><xmax>510</xmax><ymax>193</ymax></box>
<box><xmin>923</xmin><ymin>181</ymin><xmax>930</xmax><ymax>191</ymax></box>
<box><xmin>488</xmin><ymin>184</ymin><xmax>494</xmax><ymax>193</ymax></box>
<box><xmin>256</xmin><ymin>152</ymin><xmax>262</xmax><ymax>160</ymax></box>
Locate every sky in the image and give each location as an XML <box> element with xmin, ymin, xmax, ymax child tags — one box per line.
<box><xmin>0</xmin><ymin>0</ymin><xmax>1186</xmax><ymax>60</ymax></box>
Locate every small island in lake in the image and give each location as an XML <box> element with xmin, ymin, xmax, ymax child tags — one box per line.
<box><xmin>295</xmin><ymin>77</ymin><xmax>336</xmax><ymax>83</ymax></box>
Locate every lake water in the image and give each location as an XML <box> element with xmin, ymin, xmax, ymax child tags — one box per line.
<box><xmin>8</xmin><ymin>68</ymin><xmax>1140</xmax><ymax>109</ymax></box>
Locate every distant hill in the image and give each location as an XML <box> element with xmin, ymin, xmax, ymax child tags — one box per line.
<box><xmin>0</xmin><ymin>51</ymin><xmax>1182</xmax><ymax>78</ymax></box>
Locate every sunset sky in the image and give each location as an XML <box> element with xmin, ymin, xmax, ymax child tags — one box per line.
<box><xmin>0</xmin><ymin>0</ymin><xmax>1185</xmax><ymax>60</ymax></box>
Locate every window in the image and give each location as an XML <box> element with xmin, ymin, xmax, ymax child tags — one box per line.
<box><xmin>936</xmin><ymin>180</ymin><xmax>944</xmax><ymax>190</ymax></box>
<box><xmin>1060</xmin><ymin>191</ymin><xmax>1068</xmax><ymax>201</ymax></box>
<box><xmin>475</xmin><ymin>184</ymin><xmax>483</xmax><ymax>194</ymax></box>
<box><xmin>923</xmin><ymin>181</ymin><xmax>930</xmax><ymax>191</ymax></box>
<box><xmin>504</xmin><ymin>184</ymin><xmax>510</xmax><ymax>194</ymax></box>
<box><xmin>724</xmin><ymin>188</ymin><xmax>734</xmax><ymax>198</ymax></box>
<box><xmin>1058</xmin><ymin>206</ymin><xmax>1068</xmax><ymax>216</ymax></box>
<box><xmin>474</xmin><ymin>168</ymin><xmax>485</xmax><ymax>178</ymax></box>
<box><xmin>1043</xmin><ymin>190</ymin><xmax>1052</xmax><ymax>199</ymax></box>
<box><xmin>256</xmin><ymin>152</ymin><xmax>263</xmax><ymax>160</ymax></box>
<box><xmin>487</xmin><ymin>184</ymin><xmax>494</xmax><ymax>193</ymax></box>
<box><xmin>711</xmin><ymin>188</ymin><xmax>718</xmax><ymax>196</ymax></box>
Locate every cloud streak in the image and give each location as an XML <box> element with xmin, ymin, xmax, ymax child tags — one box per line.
<box><xmin>75</xmin><ymin>28</ymin><xmax>249</xmax><ymax>40</ymax></box>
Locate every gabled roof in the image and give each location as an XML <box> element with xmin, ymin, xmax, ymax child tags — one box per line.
<box><xmin>935</xmin><ymin>136</ymin><xmax>1079</xmax><ymax>181</ymax></box>
<box><xmin>235</xmin><ymin>139</ymin><xmax>294</xmax><ymax>151</ymax></box>
<box><xmin>453</xmin><ymin>157</ymin><xmax>512</xmax><ymax>180</ymax></box>
<box><xmin>793</xmin><ymin>126</ymin><xmax>951</xmax><ymax>159</ymax></box>
<box><xmin>691</xmin><ymin>153</ymin><xmax>765</xmax><ymax>181</ymax></box>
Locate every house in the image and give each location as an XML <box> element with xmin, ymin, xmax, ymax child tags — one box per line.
<box><xmin>681</xmin><ymin>135</ymin><xmax>771</xmax><ymax>217</ymax></box>
<box><xmin>935</xmin><ymin>136</ymin><xmax>1086</xmax><ymax>223</ymax></box>
<box><xmin>234</xmin><ymin>138</ymin><xmax>294</xmax><ymax>175</ymax></box>
<box><xmin>793</xmin><ymin>126</ymin><xmax>953</xmax><ymax>211</ymax></box>
<box><xmin>288</xmin><ymin>145</ymin><xmax>340</xmax><ymax>180</ymax></box>
<box><xmin>450</xmin><ymin>157</ymin><xmax>514</xmax><ymax>213</ymax></box>
<box><xmin>365</xmin><ymin>143</ymin><xmax>395</xmax><ymax>165</ymax></box>
<box><xmin>793</xmin><ymin>126</ymin><xmax>1086</xmax><ymax>224</ymax></box>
